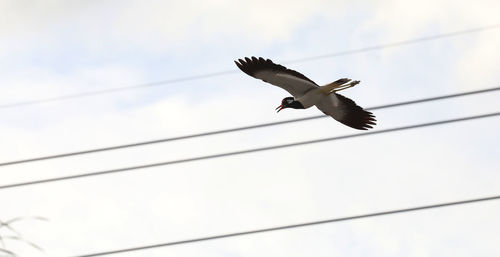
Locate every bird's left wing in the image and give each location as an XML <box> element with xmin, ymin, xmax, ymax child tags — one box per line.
<box><xmin>316</xmin><ymin>93</ymin><xmax>376</xmax><ymax>130</ymax></box>
<box><xmin>235</xmin><ymin>57</ymin><xmax>319</xmax><ymax>98</ymax></box>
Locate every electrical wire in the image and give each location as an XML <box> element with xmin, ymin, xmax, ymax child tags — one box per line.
<box><xmin>1</xmin><ymin>24</ymin><xmax>498</xmax><ymax>109</ymax></box>
<box><xmin>68</xmin><ymin>194</ymin><xmax>500</xmax><ymax>257</ymax></box>
<box><xmin>1</xmin><ymin>86</ymin><xmax>499</xmax><ymax>167</ymax></box>
<box><xmin>1</xmin><ymin>112</ymin><xmax>499</xmax><ymax>190</ymax></box>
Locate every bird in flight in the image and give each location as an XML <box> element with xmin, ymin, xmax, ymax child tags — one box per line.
<box><xmin>234</xmin><ymin>57</ymin><xmax>376</xmax><ymax>130</ymax></box>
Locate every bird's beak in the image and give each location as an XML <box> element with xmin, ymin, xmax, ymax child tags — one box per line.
<box><xmin>275</xmin><ymin>105</ymin><xmax>284</xmax><ymax>113</ymax></box>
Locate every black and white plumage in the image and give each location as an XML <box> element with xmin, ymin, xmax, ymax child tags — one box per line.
<box><xmin>234</xmin><ymin>56</ymin><xmax>376</xmax><ymax>130</ymax></box>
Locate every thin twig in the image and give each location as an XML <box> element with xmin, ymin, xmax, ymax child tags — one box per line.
<box><xmin>0</xmin><ymin>216</ymin><xmax>47</xmax><ymax>256</ymax></box>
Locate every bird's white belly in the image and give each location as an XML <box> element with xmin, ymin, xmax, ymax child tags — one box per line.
<box><xmin>296</xmin><ymin>89</ymin><xmax>328</xmax><ymax>108</ymax></box>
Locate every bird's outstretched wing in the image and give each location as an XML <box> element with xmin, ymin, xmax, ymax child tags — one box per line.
<box><xmin>235</xmin><ymin>57</ymin><xmax>319</xmax><ymax>98</ymax></box>
<box><xmin>316</xmin><ymin>93</ymin><xmax>376</xmax><ymax>130</ymax></box>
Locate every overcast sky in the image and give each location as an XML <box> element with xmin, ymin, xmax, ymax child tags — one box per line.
<box><xmin>0</xmin><ymin>0</ymin><xmax>499</xmax><ymax>256</ymax></box>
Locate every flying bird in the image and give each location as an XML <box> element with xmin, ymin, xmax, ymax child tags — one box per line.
<box><xmin>234</xmin><ymin>57</ymin><xmax>376</xmax><ymax>130</ymax></box>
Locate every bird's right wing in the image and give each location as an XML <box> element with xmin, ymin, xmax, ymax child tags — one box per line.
<box><xmin>235</xmin><ymin>57</ymin><xmax>319</xmax><ymax>98</ymax></box>
<box><xmin>316</xmin><ymin>93</ymin><xmax>376</xmax><ymax>130</ymax></box>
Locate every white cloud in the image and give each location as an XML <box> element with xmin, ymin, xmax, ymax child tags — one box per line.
<box><xmin>0</xmin><ymin>0</ymin><xmax>353</xmax><ymax>55</ymax></box>
<box><xmin>361</xmin><ymin>0</ymin><xmax>500</xmax><ymax>39</ymax></box>
<box><xmin>453</xmin><ymin>32</ymin><xmax>500</xmax><ymax>90</ymax></box>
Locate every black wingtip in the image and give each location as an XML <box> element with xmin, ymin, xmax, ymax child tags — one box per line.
<box><xmin>333</xmin><ymin>94</ymin><xmax>377</xmax><ymax>130</ymax></box>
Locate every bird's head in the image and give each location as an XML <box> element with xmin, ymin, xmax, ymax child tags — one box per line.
<box><xmin>276</xmin><ymin>97</ymin><xmax>304</xmax><ymax>112</ymax></box>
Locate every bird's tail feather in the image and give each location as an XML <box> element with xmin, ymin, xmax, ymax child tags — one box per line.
<box><xmin>320</xmin><ymin>78</ymin><xmax>352</xmax><ymax>94</ymax></box>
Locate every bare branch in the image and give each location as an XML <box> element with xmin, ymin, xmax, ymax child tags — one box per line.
<box><xmin>0</xmin><ymin>248</ymin><xmax>16</xmax><ymax>257</ymax></box>
<box><xmin>0</xmin><ymin>216</ymin><xmax>47</xmax><ymax>256</ymax></box>
<box><xmin>3</xmin><ymin>236</ymin><xmax>44</xmax><ymax>252</ymax></box>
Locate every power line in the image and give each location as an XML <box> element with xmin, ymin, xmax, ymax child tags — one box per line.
<box><xmin>2</xmin><ymin>86</ymin><xmax>499</xmax><ymax>167</ymax></box>
<box><xmin>285</xmin><ymin>24</ymin><xmax>500</xmax><ymax>64</ymax></box>
<box><xmin>1</xmin><ymin>24</ymin><xmax>499</xmax><ymax>109</ymax></box>
<box><xmin>68</xmin><ymin>194</ymin><xmax>500</xmax><ymax>257</ymax></box>
<box><xmin>1</xmin><ymin>112</ymin><xmax>499</xmax><ymax>190</ymax></box>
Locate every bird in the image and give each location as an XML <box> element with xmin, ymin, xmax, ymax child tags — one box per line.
<box><xmin>234</xmin><ymin>57</ymin><xmax>376</xmax><ymax>130</ymax></box>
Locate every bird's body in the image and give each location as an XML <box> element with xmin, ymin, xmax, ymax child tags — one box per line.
<box><xmin>234</xmin><ymin>57</ymin><xmax>376</xmax><ymax>130</ymax></box>
<box><xmin>296</xmin><ymin>87</ymin><xmax>329</xmax><ymax>108</ymax></box>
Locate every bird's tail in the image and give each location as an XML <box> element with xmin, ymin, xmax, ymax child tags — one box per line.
<box><xmin>320</xmin><ymin>78</ymin><xmax>359</xmax><ymax>94</ymax></box>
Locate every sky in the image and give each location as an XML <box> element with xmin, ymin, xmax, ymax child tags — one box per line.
<box><xmin>0</xmin><ymin>0</ymin><xmax>500</xmax><ymax>256</ymax></box>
